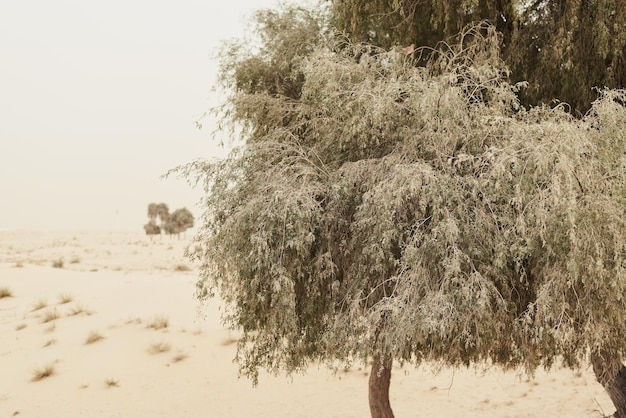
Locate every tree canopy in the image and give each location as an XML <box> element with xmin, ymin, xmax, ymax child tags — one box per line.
<box><xmin>328</xmin><ymin>0</ymin><xmax>626</xmax><ymax>115</ymax></box>
<box><xmin>181</xmin><ymin>4</ymin><xmax>626</xmax><ymax>417</ymax></box>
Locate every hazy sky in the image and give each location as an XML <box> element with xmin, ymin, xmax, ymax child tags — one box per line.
<box><xmin>0</xmin><ymin>0</ymin><xmax>283</xmax><ymax>231</ymax></box>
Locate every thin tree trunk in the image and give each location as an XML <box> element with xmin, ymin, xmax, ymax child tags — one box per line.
<box><xmin>591</xmin><ymin>352</ymin><xmax>626</xmax><ymax>418</ymax></box>
<box><xmin>369</xmin><ymin>355</ymin><xmax>394</xmax><ymax>418</ymax></box>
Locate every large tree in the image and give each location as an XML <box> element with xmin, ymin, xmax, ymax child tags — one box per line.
<box><xmin>181</xmin><ymin>6</ymin><xmax>626</xmax><ymax>418</ymax></box>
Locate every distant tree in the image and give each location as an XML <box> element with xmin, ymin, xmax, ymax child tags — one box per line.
<box><xmin>177</xmin><ymin>6</ymin><xmax>626</xmax><ymax>418</ymax></box>
<box><xmin>155</xmin><ymin>203</ymin><xmax>169</xmax><ymax>227</ymax></box>
<box><xmin>167</xmin><ymin>208</ymin><xmax>194</xmax><ymax>239</ymax></box>
<box><xmin>143</xmin><ymin>220</ymin><xmax>160</xmax><ymax>241</ymax></box>
<box><xmin>147</xmin><ymin>203</ymin><xmax>159</xmax><ymax>221</ymax></box>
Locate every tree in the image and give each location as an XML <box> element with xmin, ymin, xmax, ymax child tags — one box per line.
<box><xmin>146</xmin><ymin>202</ymin><xmax>170</xmax><ymax>239</ymax></box>
<box><xmin>180</xmin><ymin>6</ymin><xmax>626</xmax><ymax>418</ymax></box>
<box><xmin>155</xmin><ymin>203</ymin><xmax>169</xmax><ymax>227</ymax></box>
<box><xmin>507</xmin><ymin>0</ymin><xmax>626</xmax><ymax>115</ymax></box>
<box><xmin>143</xmin><ymin>219</ymin><xmax>161</xmax><ymax>240</ymax></box>
<box><xmin>327</xmin><ymin>0</ymin><xmax>626</xmax><ymax>115</ymax></box>
<box><xmin>147</xmin><ymin>202</ymin><xmax>159</xmax><ymax>221</ymax></box>
<box><xmin>164</xmin><ymin>208</ymin><xmax>195</xmax><ymax>239</ymax></box>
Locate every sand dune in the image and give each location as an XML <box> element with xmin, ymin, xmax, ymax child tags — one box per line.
<box><xmin>0</xmin><ymin>231</ymin><xmax>615</xmax><ymax>417</ymax></box>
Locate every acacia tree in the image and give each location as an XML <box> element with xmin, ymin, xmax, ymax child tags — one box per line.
<box><xmin>179</xmin><ymin>7</ymin><xmax>626</xmax><ymax>418</ymax></box>
<box><xmin>164</xmin><ymin>207</ymin><xmax>195</xmax><ymax>239</ymax></box>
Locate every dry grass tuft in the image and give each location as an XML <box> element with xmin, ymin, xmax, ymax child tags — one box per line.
<box><xmin>31</xmin><ymin>364</ymin><xmax>55</xmax><ymax>381</ymax></box>
<box><xmin>67</xmin><ymin>304</ymin><xmax>91</xmax><ymax>316</ymax></box>
<box><xmin>146</xmin><ymin>315</ymin><xmax>169</xmax><ymax>330</ymax></box>
<box><xmin>41</xmin><ymin>308</ymin><xmax>59</xmax><ymax>323</ymax></box>
<box><xmin>84</xmin><ymin>331</ymin><xmax>104</xmax><ymax>344</ymax></box>
<box><xmin>57</xmin><ymin>293</ymin><xmax>74</xmax><ymax>304</ymax></box>
<box><xmin>220</xmin><ymin>336</ymin><xmax>239</xmax><ymax>346</ymax></box>
<box><xmin>148</xmin><ymin>341</ymin><xmax>171</xmax><ymax>354</ymax></box>
<box><xmin>42</xmin><ymin>339</ymin><xmax>56</xmax><ymax>348</ymax></box>
<box><xmin>69</xmin><ymin>256</ymin><xmax>81</xmax><ymax>264</ymax></box>
<box><xmin>104</xmin><ymin>378</ymin><xmax>119</xmax><ymax>388</ymax></box>
<box><xmin>173</xmin><ymin>264</ymin><xmax>191</xmax><ymax>272</ymax></box>
<box><xmin>13</xmin><ymin>261</ymin><xmax>24</xmax><ymax>268</ymax></box>
<box><xmin>32</xmin><ymin>299</ymin><xmax>48</xmax><ymax>312</ymax></box>
<box><xmin>52</xmin><ymin>258</ymin><xmax>64</xmax><ymax>269</ymax></box>
<box><xmin>171</xmin><ymin>353</ymin><xmax>188</xmax><ymax>363</ymax></box>
<box><xmin>0</xmin><ymin>286</ymin><xmax>13</xmax><ymax>298</ymax></box>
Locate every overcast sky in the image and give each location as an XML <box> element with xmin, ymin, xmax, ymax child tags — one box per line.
<box><xmin>0</xmin><ymin>0</ymin><xmax>285</xmax><ymax>231</ymax></box>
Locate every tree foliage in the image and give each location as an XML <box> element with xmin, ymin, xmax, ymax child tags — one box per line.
<box><xmin>183</xmin><ymin>3</ymin><xmax>626</xmax><ymax>385</ymax></box>
<box><xmin>328</xmin><ymin>0</ymin><xmax>626</xmax><ymax>115</ymax></box>
<box><xmin>164</xmin><ymin>207</ymin><xmax>195</xmax><ymax>238</ymax></box>
<box><xmin>144</xmin><ymin>220</ymin><xmax>161</xmax><ymax>237</ymax></box>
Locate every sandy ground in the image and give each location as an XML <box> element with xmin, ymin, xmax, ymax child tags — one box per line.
<box><xmin>0</xmin><ymin>230</ymin><xmax>616</xmax><ymax>417</ymax></box>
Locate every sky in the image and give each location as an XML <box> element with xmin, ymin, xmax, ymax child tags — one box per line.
<box><xmin>0</xmin><ymin>0</ymin><xmax>284</xmax><ymax>231</ymax></box>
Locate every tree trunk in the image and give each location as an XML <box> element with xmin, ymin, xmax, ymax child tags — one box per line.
<box><xmin>369</xmin><ymin>355</ymin><xmax>394</xmax><ymax>418</ymax></box>
<box><xmin>591</xmin><ymin>352</ymin><xmax>626</xmax><ymax>418</ymax></box>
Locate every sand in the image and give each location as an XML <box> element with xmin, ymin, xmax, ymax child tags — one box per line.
<box><xmin>0</xmin><ymin>230</ymin><xmax>615</xmax><ymax>417</ymax></box>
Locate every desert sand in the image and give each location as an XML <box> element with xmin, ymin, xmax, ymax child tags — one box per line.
<box><xmin>0</xmin><ymin>230</ymin><xmax>616</xmax><ymax>417</ymax></box>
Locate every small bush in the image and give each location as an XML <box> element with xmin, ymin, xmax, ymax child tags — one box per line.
<box><xmin>0</xmin><ymin>287</ymin><xmax>13</xmax><ymax>298</ymax></box>
<box><xmin>41</xmin><ymin>308</ymin><xmax>59</xmax><ymax>323</ymax></box>
<box><xmin>42</xmin><ymin>339</ymin><xmax>56</xmax><ymax>348</ymax></box>
<box><xmin>67</xmin><ymin>304</ymin><xmax>91</xmax><ymax>316</ymax></box>
<box><xmin>105</xmin><ymin>378</ymin><xmax>119</xmax><ymax>388</ymax></box>
<box><xmin>32</xmin><ymin>364</ymin><xmax>55</xmax><ymax>381</ymax></box>
<box><xmin>52</xmin><ymin>258</ymin><xmax>64</xmax><ymax>269</ymax></box>
<box><xmin>173</xmin><ymin>264</ymin><xmax>191</xmax><ymax>272</ymax></box>
<box><xmin>32</xmin><ymin>299</ymin><xmax>47</xmax><ymax>311</ymax></box>
<box><xmin>146</xmin><ymin>315</ymin><xmax>169</xmax><ymax>330</ymax></box>
<box><xmin>84</xmin><ymin>331</ymin><xmax>104</xmax><ymax>344</ymax></box>
<box><xmin>69</xmin><ymin>256</ymin><xmax>81</xmax><ymax>264</ymax></box>
<box><xmin>148</xmin><ymin>341</ymin><xmax>171</xmax><ymax>354</ymax></box>
<box><xmin>13</xmin><ymin>261</ymin><xmax>24</xmax><ymax>268</ymax></box>
<box><xmin>58</xmin><ymin>293</ymin><xmax>73</xmax><ymax>304</ymax></box>
<box><xmin>171</xmin><ymin>353</ymin><xmax>188</xmax><ymax>363</ymax></box>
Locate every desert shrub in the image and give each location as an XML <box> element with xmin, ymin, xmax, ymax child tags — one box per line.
<box><xmin>32</xmin><ymin>364</ymin><xmax>55</xmax><ymax>381</ymax></box>
<box><xmin>0</xmin><ymin>287</ymin><xmax>13</xmax><ymax>298</ymax></box>
<box><xmin>146</xmin><ymin>315</ymin><xmax>169</xmax><ymax>330</ymax></box>
<box><xmin>148</xmin><ymin>341</ymin><xmax>171</xmax><ymax>354</ymax></box>
<box><xmin>84</xmin><ymin>331</ymin><xmax>104</xmax><ymax>344</ymax></box>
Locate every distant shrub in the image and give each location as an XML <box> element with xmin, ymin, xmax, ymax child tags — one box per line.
<box><xmin>0</xmin><ymin>287</ymin><xmax>13</xmax><ymax>298</ymax></box>
<box><xmin>85</xmin><ymin>331</ymin><xmax>104</xmax><ymax>344</ymax></box>
<box><xmin>57</xmin><ymin>293</ymin><xmax>73</xmax><ymax>304</ymax></box>
<box><xmin>148</xmin><ymin>341</ymin><xmax>171</xmax><ymax>354</ymax></box>
<box><xmin>173</xmin><ymin>264</ymin><xmax>191</xmax><ymax>272</ymax></box>
<box><xmin>52</xmin><ymin>258</ymin><xmax>64</xmax><ymax>269</ymax></box>
<box><xmin>171</xmin><ymin>353</ymin><xmax>188</xmax><ymax>363</ymax></box>
<box><xmin>146</xmin><ymin>315</ymin><xmax>169</xmax><ymax>330</ymax></box>
<box><xmin>41</xmin><ymin>308</ymin><xmax>59</xmax><ymax>323</ymax></box>
<box><xmin>32</xmin><ymin>299</ymin><xmax>48</xmax><ymax>311</ymax></box>
<box><xmin>105</xmin><ymin>378</ymin><xmax>119</xmax><ymax>388</ymax></box>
